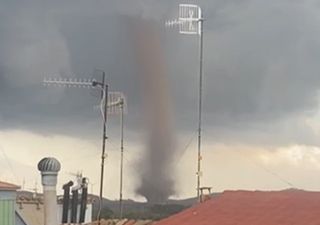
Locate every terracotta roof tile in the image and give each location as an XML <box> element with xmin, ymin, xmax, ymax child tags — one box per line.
<box><xmin>124</xmin><ymin>220</ymin><xmax>137</xmax><ymax>225</ymax></box>
<box><xmin>116</xmin><ymin>219</ymin><xmax>129</xmax><ymax>225</ymax></box>
<box><xmin>87</xmin><ymin>220</ymin><xmax>154</xmax><ymax>225</ymax></box>
<box><xmin>155</xmin><ymin>190</ymin><xmax>320</xmax><ymax>225</ymax></box>
<box><xmin>0</xmin><ymin>180</ymin><xmax>20</xmax><ymax>190</ymax></box>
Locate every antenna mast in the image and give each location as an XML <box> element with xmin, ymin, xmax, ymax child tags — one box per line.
<box><xmin>166</xmin><ymin>4</ymin><xmax>205</xmax><ymax>201</ymax></box>
<box><xmin>43</xmin><ymin>73</ymin><xmax>126</xmax><ymax>223</ymax></box>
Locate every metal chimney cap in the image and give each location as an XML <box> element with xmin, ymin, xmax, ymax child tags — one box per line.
<box><xmin>38</xmin><ymin>157</ymin><xmax>61</xmax><ymax>172</ymax></box>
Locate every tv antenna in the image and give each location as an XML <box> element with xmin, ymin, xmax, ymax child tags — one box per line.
<box><xmin>25</xmin><ymin>181</ymin><xmax>39</xmax><ymax>200</ymax></box>
<box><xmin>43</xmin><ymin>71</ymin><xmax>126</xmax><ymax>225</ymax></box>
<box><xmin>166</xmin><ymin>4</ymin><xmax>205</xmax><ymax>201</ymax></box>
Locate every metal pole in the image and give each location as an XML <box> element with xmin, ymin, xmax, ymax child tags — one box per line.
<box><xmin>197</xmin><ymin>18</ymin><xmax>204</xmax><ymax>201</ymax></box>
<box><xmin>119</xmin><ymin>99</ymin><xmax>124</xmax><ymax>219</ymax></box>
<box><xmin>79</xmin><ymin>178</ymin><xmax>88</xmax><ymax>223</ymax></box>
<box><xmin>62</xmin><ymin>181</ymin><xmax>73</xmax><ymax>224</ymax></box>
<box><xmin>97</xmin><ymin>72</ymin><xmax>108</xmax><ymax>224</ymax></box>
<box><xmin>71</xmin><ymin>189</ymin><xmax>79</xmax><ymax>223</ymax></box>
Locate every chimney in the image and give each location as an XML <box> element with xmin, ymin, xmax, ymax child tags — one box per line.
<box><xmin>71</xmin><ymin>188</ymin><xmax>79</xmax><ymax>223</ymax></box>
<box><xmin>62</xmin><ymin>181</ymin><xmax>73</xmax><ymax>223</ymax></box>
<box><xmin>79</xmin><ymin>178</ymin><xmax>88</xmax><ymax>223</ymax></box>
<box><xmin>71</xmin><ymin>178</ymin><xmax>82</xmax><ymax>223</ymax></box>
<box><xmin>38</xmin><ymin>157</ymin><xmax>61</xmax><ymax>225</ymax></box>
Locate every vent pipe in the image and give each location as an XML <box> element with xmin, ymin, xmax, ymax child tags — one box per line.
<box><xmin>71</xmin><ymin>188</ymin><xmax>79</xmax><ymax>223</ymax></box>
<box><xmin>79</xmin><ymin>178</ymin><xmax>88</xmax><ymax>223</ymax></box>
<box><xmin>62</xmin><ymin>181</ymin><xmax>73</xmax><ymax>223</ymax></box>
<box><xmin>38</xmin><ymin>157</ymin><xmax>61</xmax><ymax>225</ymax></box>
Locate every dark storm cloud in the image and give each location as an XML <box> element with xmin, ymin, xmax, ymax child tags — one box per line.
<box><xmin>166</xmin><ymin>0</ymin><xmax>320</xmax><ymax>146</ymax></box>
<box><xmin>0</xmin><ymin>0</ymin><xmax>174</xmax><ymax>136</ymax></box>
<box><xmin>1</xmin><ymin>0</ymin><xmax>320</xmax><ymax>147</ymax></box>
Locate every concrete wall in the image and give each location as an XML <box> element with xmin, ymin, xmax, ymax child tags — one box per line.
<box><xmin>16</xmin><ymin>212</ymin><xmax>27</xmax><ymax>225</ymax></box>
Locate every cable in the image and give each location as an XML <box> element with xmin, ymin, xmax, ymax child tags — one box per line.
<box><xmin>200</xmin><ymin>129</ymin><xmax>297</xmax><ymax>188</ymax></box>
<box><xmin>0</xmin><ymin>145</ymin><xmax>19</xmax><ymax>183</ymax></box>
<box><xmin>176</xmin><ymin>131</ymin><xmax>198</xmax><ymax>165</ymax></box>
<box><xmin>233</xmin><ymin>149</ymin><xmax>296</xmax><ymax>189</ymax></box>
<box><xmin>60</xmin><ymin>151</ymin><xmax>101</xmax><ymax>165</ymax></box>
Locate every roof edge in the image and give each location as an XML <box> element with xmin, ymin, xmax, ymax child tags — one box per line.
<box><xmin>0</xmin><ymin>180</ymin><xmax>21</xmax><ymax>190</ymax></box>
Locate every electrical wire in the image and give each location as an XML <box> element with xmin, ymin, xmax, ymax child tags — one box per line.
<box><xmin>235</xmin><ymin>150</ymin><xmax>296</xmax><ymax>188</ymax></box>
<box><xmin>176</xmin><ymin>131</ymin><xmax>198</xmax><ymax>165</ymax></box>
<box><xmin>200</xmin><ymin>129</ymin><xmax>297</xmax><ymax>188</ymax></box>
<box><xmin>0</xmin><ymin>145</ymin><xmax>19</xmax><ymax>183</ymax></box>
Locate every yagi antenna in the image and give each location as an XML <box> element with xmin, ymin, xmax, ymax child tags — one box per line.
<box><xmin>43</xmin><ymin>76</ymin><xmax>127</xmax><ymax>114</ymax></box>
<box><xmin>43</xmin><ymin>77</ymin><xmax>95</xmax><ymax>88</ymax></box>
<box><xmin>107</xmin><ymin>92</ymin><xmax>127</xmax><ymax>115</ymax></box>
<box><xmin>165</xmin><ymin>4</ymin><xmax>202</xmax><ymax>35</ymax></box>
<box><xmin>44</xmin><ymin>77</ymin><xmax>126</xmax><ymax>106</ymax></box>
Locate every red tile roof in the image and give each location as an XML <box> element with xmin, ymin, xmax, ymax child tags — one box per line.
<box><xmin>87</xmin><ymin>220</ymin><xmax>154</xmax><ymax>225</ymax></box>
<box><xmin>155</xmin><ymin>190</ymin><xmax>320</xmax><ymax>225</ymax></box>
<box><xmin>0</xmin><ymin>181</ymin><xmax>20</xmax><ymax>190</ymax></box>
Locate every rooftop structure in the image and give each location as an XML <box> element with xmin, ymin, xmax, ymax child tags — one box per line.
<box><xmin>38</xmin><ymin>157</ymin><xmax>61</xmax><ymax>225</ymax></box>
<box><xmin>155</xmin><ymin>189</ymin><xmax>320</xmax><ymax>225</ymax></box>
<box><xmin>38</xmin><ymin>157</ymin><xmax>61</xmax><ymax>173</ymax></box>
<box><xmin>15</xmin><ymin>193</ymin><xmax>94</xmax><ymax>225</ymax></box>
<box><xmin>0</xmin><ymin>180</ymin><xmax>20</xmax><ymax>225</ymax></box>
<box><xmin>16</xmin><ymin>200</ymin><xmax>43</xmax><ymax>225</ymax></box>
<box><xmin>0</xmin><ymin>181</ymin><xmax>20</xmax><ymax>191</ymax></box>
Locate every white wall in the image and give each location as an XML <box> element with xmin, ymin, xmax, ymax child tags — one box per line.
<box><xmin>57</xmin><ymin>204</ymin><xmax>92</xmax><ymax>224</ymax></box>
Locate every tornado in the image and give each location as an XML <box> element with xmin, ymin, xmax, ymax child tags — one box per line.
<box><xmin>130</xmin><ymin>19</ymin><xmax>177</xmax><ymax>203</ymax></box>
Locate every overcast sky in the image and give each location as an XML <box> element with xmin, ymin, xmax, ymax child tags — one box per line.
<box><xmin>2</xmin><ymin>0</ymin><xmax>320</xmax><ymax>200</ymax></box>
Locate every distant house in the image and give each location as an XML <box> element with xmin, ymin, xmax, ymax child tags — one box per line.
<box><xmin>155</xmin><ymin>189</ymin><xmax>320</xmax><ymax>225</ymax></box>
<box><xmin>0</xmin><ymin>180</ymin><xmax>93</xmax><ymax>225</ymax></box>
<box><xmin>0</xmin><ymin>180</ymin><xmax>21</xmax><ymax>225</ymax></box>
<box><xmin>16</xmin><ymin>192</ymin><xmax>93</xmax><ymax>225</ymax></box>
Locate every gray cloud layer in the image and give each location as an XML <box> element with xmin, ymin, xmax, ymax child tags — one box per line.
<box><xmin>1</xmin><ymin>0</ymin><xmax>320</xmax><ymax>147</ymax></box>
